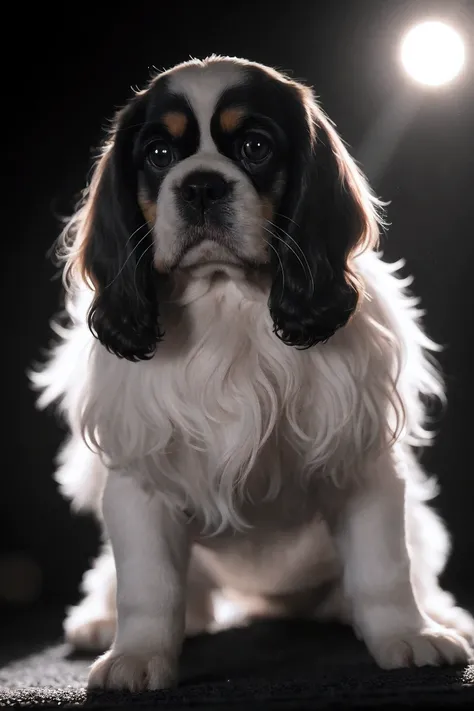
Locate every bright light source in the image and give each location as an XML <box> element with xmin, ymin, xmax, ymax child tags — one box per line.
<box><xmin>401</xmin><ymin>21</ymin><xmax>465</xmax><ymax>86</ymax></box>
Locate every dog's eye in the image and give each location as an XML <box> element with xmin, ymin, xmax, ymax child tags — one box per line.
<box><xmin>240</xmin><ymin>132</ymin><xmax>273</xmax><ymax>164</ymax></box>
<box><xmin>146</xmin><ymin>139</ymin><xmax>174</xmax><ymax>170</ymax></box>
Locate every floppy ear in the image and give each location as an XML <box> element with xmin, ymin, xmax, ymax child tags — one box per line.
<box><xmin>60</xmin><ymin>93</ymin><xmax>163</xmax><ymax>362</ymax></box>
<box><xmin>269</xmin><ymin>88</ymin><xmax>383</xmax><ymax>348</ymax></box>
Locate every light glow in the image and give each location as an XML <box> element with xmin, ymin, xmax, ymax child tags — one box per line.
<box><xmin>401</xmin><ymin>21</ymin><xmax>465</xmax><ymax>86</ymax></box>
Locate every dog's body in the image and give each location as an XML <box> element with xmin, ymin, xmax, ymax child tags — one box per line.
<box><xmin>32</xmin><ymin>56</ymin><xmax>474</xmax><ymax>691</ymax></box>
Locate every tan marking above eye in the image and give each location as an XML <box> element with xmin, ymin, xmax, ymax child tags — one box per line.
<box><xmin>162</xmin><ymin>111</ymin><xmax>188</xmax><ymax>138</ymax></box>
<box><xmin>138</xmin><ymin>192</ymin><xmax>157</xmax><ymax>227</ymax></box>
<box><xmin>220</xmin><ymin>107</ymin><xmax>246</xmax><ymax>133</ymax></box>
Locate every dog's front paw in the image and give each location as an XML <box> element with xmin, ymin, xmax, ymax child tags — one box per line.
<box><xmin>87</xmin><ymin>649</ymin><xmax>177</xmax><ymax>691</ymax></box>
<box><xmin>428</xmin><ymin>606</ymin><xmax>474</xmax><ymax>646</ymax></box>
<box><xmin>369</xmin><ymin>627</ymin><xmax>474</xmax><ymax>669</ymax></box>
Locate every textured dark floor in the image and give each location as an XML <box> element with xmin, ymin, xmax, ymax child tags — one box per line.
<box><xmin>0</xmin><ymin>608</ymin><xmax>473</xmax><ymax>710</ymax></box>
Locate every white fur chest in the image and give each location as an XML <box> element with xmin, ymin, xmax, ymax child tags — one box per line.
<box><xmin>82</xmin><ymin>270</ymin><xmax>395</xmax><ymax>531</ymax></box>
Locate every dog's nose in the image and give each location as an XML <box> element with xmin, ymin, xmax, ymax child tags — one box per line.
<box><xmin>179</xmin><ymin>171</ymin><xmax>229</xmax><ymax>211</ymax></box>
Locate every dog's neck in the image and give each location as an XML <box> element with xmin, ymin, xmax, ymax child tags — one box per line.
<box><xmin>162</xmin><ymin>263</ymin><xmax>272</xmax><ymax>310</ymax></box>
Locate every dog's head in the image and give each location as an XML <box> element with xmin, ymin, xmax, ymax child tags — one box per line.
<box><xmin>63</xmin><ymin>56</ymin><xmax>383</xmax><ymax>361</ymax></box>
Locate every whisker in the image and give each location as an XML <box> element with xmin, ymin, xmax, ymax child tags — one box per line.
<box><xmin>262</xmin><ymin>225</ymin><xmax>299</xmax><ymax>281</ymax></box>
<box><xmin>262</xmin><ymin>223</ymin><xmax>315</xmax><ymax>295</ymax></box>
<box><xmin>124</xmin><ymin>222</ymin><xmax>149</xmax><ymax>248</ymax></box>
<box><xmin>265</xmin><ymin>219</ymin><xmax>315</xmax><ymax>295</ymax></box>
<box><xmin>105</xmin><ymin>225</ymin><xmax>154</xmax><ymax>289</ymax></box>
<box><xmin>134</xmin><ymin>241</ymin><xmax>155</xmax><ymax>271</ymax></box>
<box><xmin>133</xmin><ymin>242</ymin><xmax>155</xmax><ymax>301</ymax></box>
<box><xmin>273</xmin><ymin>211</ymin><xmax>300</xmax><ymax>228</ymax></box>
<box><xmin>261</xmin><ymin>236</ymin><xmax>285</xmax><ymax>302</ymax></box>
<box><xmin>266</xmin><ymin>220</ymin><xmax>310</xmax><ymax>268</ymax></box>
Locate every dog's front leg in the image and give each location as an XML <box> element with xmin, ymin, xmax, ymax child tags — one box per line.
<box><xmin>334</xmin><ymin>450</ymin><xmax>472</xmax><ymax>669</ymax></box>
<box><xmin>88</xmin><ymin>471</ymin><xmax>189</xmax><ymax>691</ymax></box>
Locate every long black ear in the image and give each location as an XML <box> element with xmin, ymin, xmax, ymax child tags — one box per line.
<box><xmin>269</xmin><ymin>89</ymin><xmax>383</xmax><ymax>348</ymax></box>
<box><xmin>61</xmin><ymin>94</ymin><xmax>162</xmax><ymax>362</ymax></box>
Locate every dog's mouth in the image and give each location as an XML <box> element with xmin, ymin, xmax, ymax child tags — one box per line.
<box><xmin>173</xmin><ymin>224</ymin><xmax>244</xmax><ymax>270</ymax></box>
<box><xmin>178</xmin><ymin>238</ymin><xmax>244</xmax><ymax>271</ymax></box>
<box><xmin>154</xmin><ymin>243</ymin><xmax>243</xmax><ymax>278</ymax></box>
<box><xmin>155</xmin><ymin>223</ymin><xmax>270</xmax><ymax>276</ymax></box>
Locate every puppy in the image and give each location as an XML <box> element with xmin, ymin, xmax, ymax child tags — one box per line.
<box><xmin>31</xmin><ymin>55</ymin><xmax>474</xmax><ymax>691</ymax></box>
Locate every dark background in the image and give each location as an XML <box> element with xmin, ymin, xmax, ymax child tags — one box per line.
<box><xmin>2</xmin><ymin>0</ymin><xmax>473</xmax><ymax>618</ymax></box>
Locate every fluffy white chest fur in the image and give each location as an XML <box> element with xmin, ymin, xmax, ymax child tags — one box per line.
<box><xmin>35</xmin><ymin>251</ymin><xmax>474</xmax><ymax>643</ymax></box>
<box><xmin>33</xmin><ymin>252</ymin><xmax>474</xmax><ymax>693</ymax></box>
<box><xmin>44</xmin><ymin>252</ymin><xmax>432</xmax><ymax>533</ymax></box>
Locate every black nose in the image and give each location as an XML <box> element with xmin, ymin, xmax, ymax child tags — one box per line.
<box><xmin>179</xmin><ymin>170</ymin><xmax>229</xmax><ymax>211</ymax></box>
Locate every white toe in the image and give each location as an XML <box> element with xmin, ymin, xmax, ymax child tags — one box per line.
<box><xmin>87</xmin><ymin>649</ymin><xmax>177</xmax><ymax>691</ymax></box>
<box><xmin>427</xmin><ymin>606</ymin><xmax>474</xmax><ymax>645</ymax></box>
<box><xmin>370</xmin><ymin>627</ymin><xmax>473</xmax><ymax>669</ymax></box>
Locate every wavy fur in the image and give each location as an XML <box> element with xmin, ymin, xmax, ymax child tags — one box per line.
<box><xmin>30</xmin><ymin>56</ymin><xmax>473</xmax><ymax>689</ymax></box>
<box><xmin>32</xmin><ymin>250</ymin><xmax>442</xmax><ymax>532</ymax></box>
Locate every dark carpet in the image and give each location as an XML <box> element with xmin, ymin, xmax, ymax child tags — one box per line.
<box><xmin>1</xmin><ymin>608</ymin><xmax>473</xmax><ymax>710</ymax></box>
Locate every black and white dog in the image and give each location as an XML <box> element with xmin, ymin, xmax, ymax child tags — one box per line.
<box><xmin>32</xmin><ymin>56</ymin><xmax>474</xmax><ymax>691</ymax></box>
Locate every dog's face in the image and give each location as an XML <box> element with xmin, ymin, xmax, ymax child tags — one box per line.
<box><xmin>136</xmin><ymin>60</ymin><xmax>289</xmax><ymax>274</ymax></box>
<box><xmin>67</xmin><ymin>57</ymin><xmax>382</xmax><ymax>361</ymax></box>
